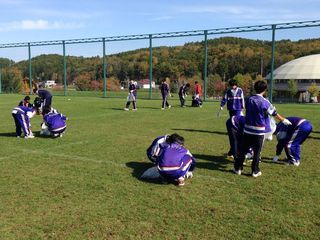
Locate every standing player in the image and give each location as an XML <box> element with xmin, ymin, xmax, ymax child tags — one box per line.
<box><xmin>178</xmin><ymin>83</ymin><xmax>190</xmax><ymax>107</ymax></box>
<box><xmin>273</xmin><ymin>117</ymin><xmax>312</xmax><ymax>166</ymax></box>
<box><xmin>233</xmin><ymin>80</ymin><xmax>292</xmax><ymax>177</ymax></box>
<box><xmin>12</xmin><ymin>105</ymin><xmax>35</xmax><ymax>138</ymax></box>
<box><xmin>220</xmin><ymin>79</ymin><xmax>245</xmax><ymax>117</ymax></box>
<box><xmin>33</xmin><ymin>88</ymin><xmax>52</xmax><ymax>112</ymax></box>
<box><xmin>124</xmin><ymin>80</ymin><xmax>137</xmax><ymax>111</ymax></box>
<box><xmin>160</xmin><ymin>79</ymin><xmax>171</xmax><ymax>110</ymax></box>
<box><xmin>194</xmin><ymin>81</ymin><xmax>202</xmax><ymax>99</ymax></box>
<box><xmin>226</xmin><ymin>115</ymin><xmax>246</xmax><ymax>159</ymax></box>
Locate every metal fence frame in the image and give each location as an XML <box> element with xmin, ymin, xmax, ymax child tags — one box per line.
<box><xmin>0</xmin><ymin>20</ymin><xmax>320</xmax><ymax>102</ymax></box>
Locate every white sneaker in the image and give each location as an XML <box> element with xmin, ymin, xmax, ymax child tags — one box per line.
<box><xmin>177</xmin><ymin>177</ymin><xmax>185</xmax><ymax>186</ymax></box>
<box><xmin>288</xmin><ymin>161</ymin><xmax>300</xmax><ymax>166</ymax></box>
<box><xmin>252</xmin><ymin>171</ymin><xmax>262</xmax><ymax>178</ymax></box>
<box><xmin>161</xmin><ymin>108</ymin><xmax>165</xmax><ymax>110</ymax></box>
<box><xmin>168</xmin><ymin>105</ymin><xmax>171</xmax><ymax>109</ymax></box>
<box><xmin>227</xmin><ymin>155</ymin><xmax>234</xmax><ymax>160</ymax></box>
<box><xmin>124</xmin><ymin>108</ymin><xmax>129</xmax><ymax>111</ymax></box>
<box><xmin>25</xmin><ymin>135</ymin><xmax>35</xmax><ymax>139</ymax></box>
<box><xmin>273</xmin><ymin>155</ymin><xmax>279</xmax><ymax>162</ymax></box>
<box><xmin>132</xmin><ymin>108</ymin><xmax>137</xmax><ymax>111</ymax></box>
<box><xmin>245</xmin><ymin>153</ymin><xmax>253</xmax><ymax>159</ymax></box>
<box><xmin>185</xmin><ymin>171</ymin><xmax>193</xmax><ymax>179</ymax></box>
<box><xmin>293</xmin><ymin>161</ymin><xmax>300</xmax><ymax>166</ymax></box>
<box><xmin>233</xmin><ymin>169</ymin><xmax>241</xmax><ymax>175</ymax></box>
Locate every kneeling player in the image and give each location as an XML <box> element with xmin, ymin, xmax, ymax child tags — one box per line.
<box><xmin>273</xmin><ymin>117</ymin><xmax>312</xmax><ymax>166</ymax></box>
<box><xmin>144</xmin><ymin>133</ymin><xmax>196</xmax><ymax>186</ymax></box>
<box><xmin>40</xmin><ymin>106</ymin><xmax>67</xmax><ymax>137</ymax></box>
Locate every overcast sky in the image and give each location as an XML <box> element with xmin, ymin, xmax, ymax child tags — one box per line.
<box><xmin>0</xmin><ymin>0</ymin><xmax>319</xmax><ymax>61</ymax></box>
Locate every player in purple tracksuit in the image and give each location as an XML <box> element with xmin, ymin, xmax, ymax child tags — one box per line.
<box><xmin>124</xmin><ymin>80</ymin><xmax>137</xmax><ymax>111</ymax></box>
<box><xmin>234</xmin><ymin>80</ymin><xmax>292</xmax><ymax>177</ymax></box>
<box><xmin>33</xmin><ymin>89</ymin><xmax>52</xmax><ymax>112</ymax></box>
<box><xmin>154</xmin><ymin>134</ymin><xmax>196</xmax><ymax>186</ymax></box>
<box><xmin>226</xmin><ymin>115</ymin><xmax>246</xmax><ymax>159</ymax></box>
<box><xmin>146</xmin><ymin>135</ymin><xmax>169</xmax><ymax>163</ymax></box>
<box><xmin>12</xmin><ymin>106</ymin><xmax>35</xmax><ymax>138</ymax></box>
<box><xmin>160</xmin><ymin>79</ymin><xmax>171</xmax><ymax>110</ymax></box>
<box><xmin>273</xmin><ymin>117</ymin><xmax>312</xmax><ymax>166</ymax></box>
<box><xmin>41</xmin><ymin>106</ymin><xmax>67</xmax><ymax>137</ymax></box>
<box><xmin>220</xmin><ymin>79</ymin><xmax>245</xmax><ymax>117</ymax></box>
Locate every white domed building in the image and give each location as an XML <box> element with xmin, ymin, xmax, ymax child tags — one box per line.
<box><xmin>266</xmin><ymin>54</ymin><xmax>320</xmax><ymax>102</ymax></box>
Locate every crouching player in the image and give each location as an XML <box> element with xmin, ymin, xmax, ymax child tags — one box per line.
<box><xmin>144</xmin><ymin>133</ymin><xmax>196</xmax><ymax>186</ymax></box>
<box><xmin>12</xmin><ymin>105</ymin><xmax>35</xmax><ymax>138</ymax></box>
<box><xmin>146</xmin><ymin>135</ymin><xmax>169</xmax><ymax>163</ymax></box>
<box><xmin>40</xmin><ymin>106</ymin><xmax>67</xmax><ymax>137</ymax></box>
<box><xmin>273</xmin><ymin>117</ymin><xmax>312</xmax><ymax>166</ymax></box>
<box><xmin>157</xmin><ymin>134</ymin><xmax>196</xmax><ymax>186</ymax></box>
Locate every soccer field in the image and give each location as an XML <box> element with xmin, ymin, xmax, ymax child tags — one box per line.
<box><xmin>0</xmin><ymin>94</ymin><xmax>319</xmax><ymax>239</ymax></box>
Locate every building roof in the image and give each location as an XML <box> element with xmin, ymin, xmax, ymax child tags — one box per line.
<box><xmin>266</xmin><ymin>54</ymin><xmax>320</xmax><ymax>79</ymax></box>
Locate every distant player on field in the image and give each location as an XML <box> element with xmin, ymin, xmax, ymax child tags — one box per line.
<box><xmin>178</xmin><ymin>83</ymin><xmax>190</xmax><ymax>107</ymax></box>
<box><xmin>124</xmin><ymin>80</ymin><xmax>137</xmax><ymax>111</ymax></box>
<box><xmin>160</xmin><ymin>79</ymin><xmax>171</xmax><ymax>110</ymax></box>
<box><xmin>220</xmin><ymin>79</ymin><xmax>245</xmax><ymax>117</ymax></box>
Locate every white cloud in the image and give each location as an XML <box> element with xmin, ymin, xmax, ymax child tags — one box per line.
<box><xmin>175</xmin><ymin>4</ymin><xmax>319</xmax><ymax>24</ymax></box>
<box><xmin>178</xmin><ymin>5</ymin><xmax>256</xmax><ymax>15</ymax></box>
<box><xmin>0</xmin><ymin>19</ymin><xmax>84</xmax><ymax>31</ymax></box>
<box><xmin>151</xmin><ymin>16</ymin><xmax>174</xmax><ymax>21</ymax></box>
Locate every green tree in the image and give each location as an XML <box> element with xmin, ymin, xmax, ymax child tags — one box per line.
<box><xmin>308</xmin><ymin>82</ymin><xmax>319</xmax><ymax>97</ymax></box>
<box><xmin>206</xmin><ymin>74</ymin><xmax>222</xmax><ymax>97</ymax></box>
<box><xmin>1</xmin><ymin>66</ymin><xmax>21</xmax><ymax>93</ymax></box>
<box><xmin>288</xmin><ymin>79</ymin><xmax>298</xmax><ymax>100</ymax></box>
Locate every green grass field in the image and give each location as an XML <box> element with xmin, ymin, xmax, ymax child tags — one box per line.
<box><xmin>0</xmin><ymin>94</ymin><xmax>319</xmax><ymax>239</ymax></box>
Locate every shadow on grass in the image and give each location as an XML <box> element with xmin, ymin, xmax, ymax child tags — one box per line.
<box><xmin>193</xmin><ymin>154</ymin><xmax>231</xmax><ymax>172</ymax></box>
<box><xmin>171</xmin><ymin>128</ymin><xmax>227</xmax><ymax>135</ymax></box>
<box><xmin>108</xmin><ymin>107</ymin><xmax>162</xmax><ymax>111</ymax></box>
<box><xmin>308</xmin><ymin>136</ymin><xmax>320</xmax><ymax>140</ymax></box>
<box><xmin>0</xmin><ymin>131</ymin><xmax>57</xmax><ymax>139</ymax></box>
<box><xmin>126</xmin><ymin>161</ymin><xmax>164</xmax><ymax>184</ymax></box>
<box><xmin>0</xmin><ymin>132</ymin><xmax>18</xmax><ymax>138</ymax></box>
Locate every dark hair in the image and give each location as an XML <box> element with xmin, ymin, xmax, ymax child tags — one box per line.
<box><xmin>195</xmin><ymin>81</ymin><xmax>198</xmax><ymax>84</ymax></box>
<box><xmin>33</xmin><ymin>89</ymin><xmax>37</xmax><ymax>94</ymax></box>
<box><xmin>185</xmin><ymin>83</ymin><xmax>190</xmax><ymax>88</ymax></box>
<box><xmin>24</xmin><ymin>96</ymin><xmax>31</xmax><ymax>101</ymax></box>
<box><xmin>229</xmin><ymin>79</ymin><xmax>237</xmax><ymax>87</ymax></box>
<box><xmin>254</xmin><ymin>80</ymin><xmax>268</xmax><ymax>94</ymax></box>
<box><xmin>42</xmin><ymin>106</ymin><xmax>51</xmax><ymax>115</ymax></box>
<box><xmin>166</xmin><ymin>133</ymin><xmax>184</xmax><ymax>145</ymax></box>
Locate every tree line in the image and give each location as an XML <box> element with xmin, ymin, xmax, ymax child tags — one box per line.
<box><xmin>1</xmin><ymin>37</ymin><xmax>320</xmax><ymax>96</ymax></box>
